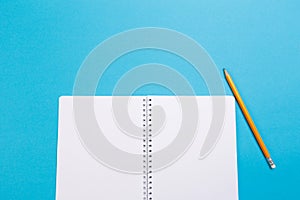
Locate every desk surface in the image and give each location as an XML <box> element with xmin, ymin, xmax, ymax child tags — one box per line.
<box><xmin>1</xmin><ymin>1</ymin><xmax>300</xmax><ymax>199</ymax></box>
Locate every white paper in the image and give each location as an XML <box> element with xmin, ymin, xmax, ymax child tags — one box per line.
<box><xmin>56</xmin><ymin>96</ymin><xmax>238</xmax><ymax>200</ymax></box>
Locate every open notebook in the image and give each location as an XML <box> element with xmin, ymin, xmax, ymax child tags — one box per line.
<box><xmin>56</xmin><ymin>96</ymin><xmax>238</xmax><ymax>200</ymax></box>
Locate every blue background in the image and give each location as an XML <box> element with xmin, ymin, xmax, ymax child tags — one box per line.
<box><xmin>1</xmin><ymin>1</ymin><xmax>299</xmax><ymax>199</ymax></box>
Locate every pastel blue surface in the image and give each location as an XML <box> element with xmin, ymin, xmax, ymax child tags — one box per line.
<box><xmin>1</xmin><ymin>1</ymin><xmax>299</xmax><ymax>199</ymax></box>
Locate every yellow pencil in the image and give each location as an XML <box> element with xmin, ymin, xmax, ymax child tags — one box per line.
<box><xmin>223</xmin><ymin>69</ymin><xmax>276</xmax><ymax>169</ymax></box>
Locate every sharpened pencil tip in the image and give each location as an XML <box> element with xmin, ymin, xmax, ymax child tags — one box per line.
<box><xmin>223</xmin><ymin>68</ymin><xmax>228</xmax><ymax>76</ymax></box>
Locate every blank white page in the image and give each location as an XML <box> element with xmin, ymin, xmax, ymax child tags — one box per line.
<box><xmin>56</xmin><ymin>96</ymin><xmax>144</xmax><ymax>200</ymax></box>
<box><xmin>150</xmin><ymin>96</ymin><xmax>239</xmax><ymax>200</ymax></box>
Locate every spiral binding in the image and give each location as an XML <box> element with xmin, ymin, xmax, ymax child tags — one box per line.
<box><xmin>142</xmin><ymin>97</ymin><xmax>153</xmax><ymax>200</ymax></box>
